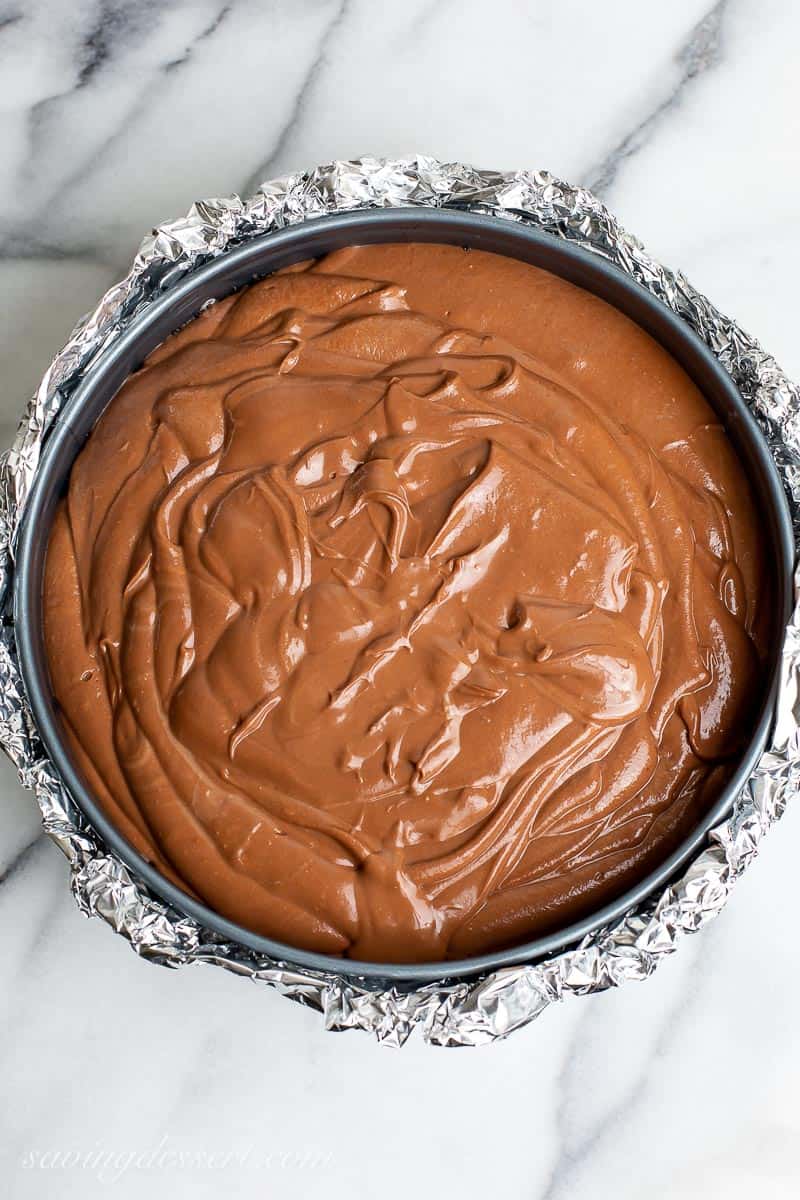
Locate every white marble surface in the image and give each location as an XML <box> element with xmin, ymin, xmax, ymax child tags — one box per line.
<box><xmin>2</xmin><ymin>1</ymin><xmax>800</xmax><ymax>1196</ymax></box>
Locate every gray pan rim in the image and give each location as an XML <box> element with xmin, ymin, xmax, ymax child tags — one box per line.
<box><xmin>13</xmin><ymin>208</ymin><xmax>796</xmax><ymax>986</ymax></box>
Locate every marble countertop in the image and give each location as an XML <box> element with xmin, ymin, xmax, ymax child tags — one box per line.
<box><xmin>2</xmin><ymin>1</ymin><xmax>800</xmax><ymax>1197</ymax></box>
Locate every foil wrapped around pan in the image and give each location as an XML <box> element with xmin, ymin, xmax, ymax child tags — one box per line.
<box><xmin>1</xmin><ymin>156</ymin><xmax>798</xmax><ymax>1047</ymax></box>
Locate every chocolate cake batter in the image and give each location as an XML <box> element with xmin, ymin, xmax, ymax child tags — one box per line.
<box><xmin>43</xmin><ymin>243</ymin><xmax>769</xmax><ymax>962</ymax></box>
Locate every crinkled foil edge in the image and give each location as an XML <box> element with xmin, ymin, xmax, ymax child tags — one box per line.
<box><xmin>2</xmin><ymin>156</ymin><xmax>799</xmax><ymax>1047</ymax></box>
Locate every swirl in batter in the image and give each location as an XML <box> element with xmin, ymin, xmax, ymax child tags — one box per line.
<box><xmin>44</xmin><ymin>243</ymin><xmax>769</xmax><ymax>962</ymax></box>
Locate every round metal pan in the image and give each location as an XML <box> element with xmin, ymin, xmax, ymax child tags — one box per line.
<box><xmin>13</xmin><ymin>208</ymin><xmax>795</xmax><ymax>984</ymax></box>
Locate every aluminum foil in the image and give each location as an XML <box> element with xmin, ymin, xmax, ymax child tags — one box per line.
<box><xmin>2</xmin><ymin>156</ymin><xmax>799</xmax><ymax>1047</ymax></box>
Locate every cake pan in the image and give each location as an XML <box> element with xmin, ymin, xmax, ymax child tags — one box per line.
<box><xmin>13</xmin><ymin>207</ymin><xmax>795</xmax><ymax>985</ymax></box>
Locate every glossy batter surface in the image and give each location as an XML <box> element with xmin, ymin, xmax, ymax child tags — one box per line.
<box><xmin>44</xmin><ymin>244</ymin><xmax>769</xmax><ymax>962</ymax></box>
